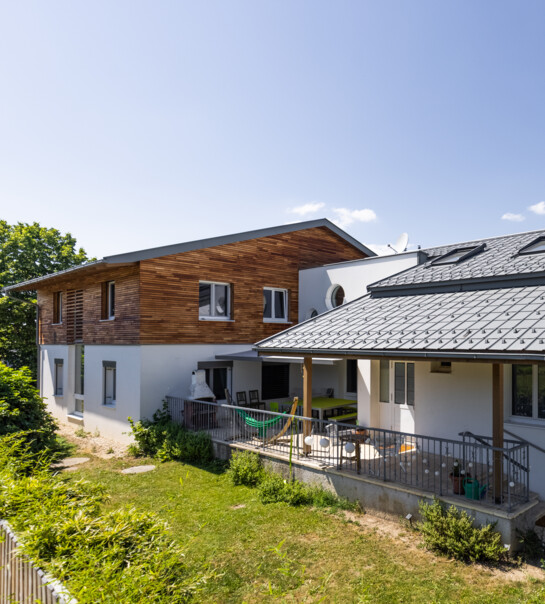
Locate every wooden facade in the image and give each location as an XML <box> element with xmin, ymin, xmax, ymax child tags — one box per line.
<box><xmin>33</xmin><ymin>225</ymin><xmax>367</xmax><ymax>346</ymax></box>
<box><xmin>37</xmin><ymin>264</ymin><xmax>140</xmax><ymax>345</ymax></box>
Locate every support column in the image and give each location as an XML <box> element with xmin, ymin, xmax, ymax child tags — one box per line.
<box><xmin>303</xmin><ymin>356</ymin><xmax>313</xmax><ymax>455</ymax></box>
<box><xmin>492</xmin><ymin>363</ymin><xmax>504</xmax><ymax>503</ymax></box>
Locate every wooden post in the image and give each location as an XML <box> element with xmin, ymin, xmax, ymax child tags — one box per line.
<box><xmin>303</xmin><ymin>356</ymin><xmax>313</xmax><ymax>455</ymax></box>
<box><xmin>492</xmin><ymin>363</ymin><xmax>504</xmax><ymax>503</ymax></box>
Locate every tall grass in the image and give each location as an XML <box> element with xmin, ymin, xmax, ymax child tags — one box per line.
<box><xmin>0</xmin><ymin>433</ymin><xmax>211</xmax><ymax>603</ymax></box>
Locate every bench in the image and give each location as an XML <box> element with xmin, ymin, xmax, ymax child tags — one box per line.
<box><xmin>330</xmin><ymin>412</ymin><xmax>357</xmax><ymax>423</ymax></box>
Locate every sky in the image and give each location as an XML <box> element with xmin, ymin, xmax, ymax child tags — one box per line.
<box><xmin>1</xmin><ymin>1</ymin><xmax>545</xmax><ymax>258</ymax></box>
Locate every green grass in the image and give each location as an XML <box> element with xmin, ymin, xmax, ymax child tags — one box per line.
<box><xmin>69</xmin><ymin>455</ymin><xmax>545</xmax><ymax>603</ymax></box>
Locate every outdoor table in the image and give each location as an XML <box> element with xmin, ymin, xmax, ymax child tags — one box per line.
<box><xmin>338</xmin><ymin>430</ymin><xmax>369</xmax><ymax>474</ymax></box>
<box><xmin>281</xmin><ymin>397</ymin><xmax>356</xmax><ymax>421</ymax></box>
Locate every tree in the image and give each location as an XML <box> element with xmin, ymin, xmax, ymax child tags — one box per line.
<box><xmin>0</xmin><ymin>221</ymin><xmax>90</xmax><ymax>377</ymax></box>
<box><xmin>0</xmin><ymin>362</ymin><xmax>58</xmax><ymax>453</ymax></box>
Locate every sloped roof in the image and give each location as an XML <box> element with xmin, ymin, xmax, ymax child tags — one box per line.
<box><xmin>371</xmin><ymin>229</ymin><xmax>545</xmax><ymax>292</ymax></box>
<box><xmin>3</xmin><ymin>218</ymin><xmax>374</xmax><ymax>292</ymax></box>
<box><xmin>255</xmin><ymin>285</ymin><xmax>545</xmax><ymax>361</ymax></box>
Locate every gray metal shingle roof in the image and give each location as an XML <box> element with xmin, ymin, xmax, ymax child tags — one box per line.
<box><xmin>255</xmin><ymin>285</ymin><xmax>545</xmax><ymax>360</ymax></box>
<box><xmin>371</xmin><ymin>230</ymin><xmax>545</xmax><ymax>291</ymax></box>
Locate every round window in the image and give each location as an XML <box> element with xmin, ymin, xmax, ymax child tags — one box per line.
<box><xmin>309</xmin><ymin>308</ymin><xmax>318</xmax><ymax>319</ymax></box>
<box><xmin>325</xmin><ymin>284</ymin><xmax>346</xmax><ymax>310</ymax></box>
<box><xmin>331</xmin><ymin>285</ymin><xmax>345</xmax><ymax>308</ymax></box>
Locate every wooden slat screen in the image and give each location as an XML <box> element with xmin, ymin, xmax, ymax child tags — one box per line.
<box><xmin>0</xmin><ymin>521</ymin><xmax>74</xmax><ymax>603</ymax></box>
<box><xmin>65</xmin><ymin>290</ymin><xmax>83</xmax><ymax>343</ymax></box>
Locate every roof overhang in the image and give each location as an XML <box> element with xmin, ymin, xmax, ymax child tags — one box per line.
<box><xmin>255</xmin><ymin>348</ymin><xmax>545</xmax><ymax>364</ymax></box>
<box><xmin>216</xmin><ymin>349</ymin><xmax>339</xmax><ymax>364</ymax></box>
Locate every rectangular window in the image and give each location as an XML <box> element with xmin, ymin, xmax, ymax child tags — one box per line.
<box><xmin>346</xmin><ymin>360</ymin><xmax>357</xmax><ymax>394</ymax></box>
<box><xmin>263</xmin><ymin>287</ymin><xmax>288</xmax><ymax>322</ymax></box>
<box><xmin>199</xmin><ymin>282</ymin><xmax>230</xmax><ymax>319</ymax></box>
<box><xmin>262</xmin><ymin>363</ymin><xmax>289</xmax><ymax>399</ymax></box>
<box><xmin>512</xmin><ymin>364</ymin><xmax>545</xmax><ymax>420</ymax></box>
<box><xmin>394</xmin><ymin>361</ymin><xmax>415</xmax><ymax>406</ymax></box>
<box><xmin>512</xmin><ymin>365</ymin><xmax>533</xmax><ymax>417</ymax></box>
<box><xmin>53</xmin><ymin>292</ymin><xmax>63</xmax><ymax>324</ymax></box>
<box><xmin>75</xmin><ymin>344</ymin><xmax>84</xmax><ymax>395</ymax></box>
<box><xmin>379</xmin><ymin>359</ymin><xmax>390</xmax><ymax>402</ymax></box>
<box><xmin>103</xmin><ymin>361</ymin><xmax>116</xmax><ymax>405</ymax></box>
<box><xmin>101</xmin><ymin>281</ymin><xmax>115</xmax><ymax>319</ymax></box>
<box><xmin>74</xmin><ymin>399</ymin><xmax>84</xmax><ymax>415</ymax></box>
<box><xmin>54</xmin><ymin>359</ymin><xmax>63</xmax><ymax>395</ymax></box>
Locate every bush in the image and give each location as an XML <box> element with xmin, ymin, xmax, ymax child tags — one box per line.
<box><xmin>419</xmin><ymin>498</ymin><xmax>508</xmax><ymax>563</ymax></box>
<box><xmin>128</xmin><ymin>404</ymin><xmax>213</xmax><ymax>464</ymax></box>
<box><xmin>227</xmin><ymin>450</ymin><xmax>264</xmax><ymax>487</ymax></box>
<box><xmin>258</xmin><ymin>472</ymin><xmax>312</xmax><ymax>506</ymax></box>
<box><xmin>0</xmin><ymin>362</ymin><xmax>57</xmax><ymax>453</ymax></box>
<box><xmin>0</xmin><ymin>433</ymin><xmax>210</xmax><ymax>602</ymax></box>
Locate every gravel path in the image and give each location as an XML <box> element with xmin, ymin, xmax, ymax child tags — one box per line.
<box><xmin>56</xmin><ymin>421</ymin><xmax>129</xmax><ymax>458</ymax></box>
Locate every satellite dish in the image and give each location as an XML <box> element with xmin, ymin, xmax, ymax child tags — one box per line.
<box><xmin>388</xmin><ymin>233</ymin><xmax>409</xmax><ymax>254</ymax></box>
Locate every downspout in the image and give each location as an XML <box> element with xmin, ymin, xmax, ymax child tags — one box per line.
<box><xmin>3</xmin><ymin>290</ymin><xmax>40</xmax><ymax>391</ymax></box>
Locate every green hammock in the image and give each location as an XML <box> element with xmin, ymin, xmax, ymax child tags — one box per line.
<box><xmin>236</xmin><ymin>399</ymin><xmax>299</xmax><ymax>438</ymax></box>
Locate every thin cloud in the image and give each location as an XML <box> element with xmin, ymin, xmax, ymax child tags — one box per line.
<box><xmin>529</xmin><ymin>201</ymin><xmax>545</xmax><ymax>215</ymax></box>
<box><xmin>331</xmin><ymin>208</ymin><xmax>377</xmax><ymax>228</ymax></box>
<box><xmin>501</xmin><ymin>213</ymin><xmax>525</xmax><ymax>222</ymax></box>
<box><xmin>288</xmin><ymin>201</ymin><xmax>325</xmax><ymax>216</ymax></box>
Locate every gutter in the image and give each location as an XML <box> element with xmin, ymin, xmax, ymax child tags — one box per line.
<box><xmin>254</xmin><ymin>347</ymin><xmax>545</xmax><ymax>363</ymax></box>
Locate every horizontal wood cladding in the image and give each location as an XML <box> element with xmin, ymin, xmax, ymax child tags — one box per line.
<box><xmin>38</xmin><ymin>265</ymin><xmax>140</xmax><ymax>345</ymax></box>
<box><xmin>139</xmin><ymin>227</ymin><xmax>367</xmax><ymax>344</ymax></box>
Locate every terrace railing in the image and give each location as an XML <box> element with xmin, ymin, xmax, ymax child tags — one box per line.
<box><xmin>166</xmin><ymin>396</ymin><xmax>530</xmax><ymax>512</ymax></box>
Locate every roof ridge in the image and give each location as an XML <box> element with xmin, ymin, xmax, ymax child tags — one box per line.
<box><xmin>420</xmin><ymin>227</ymin><xmax>545</xmax><ymax>254</ymax></box>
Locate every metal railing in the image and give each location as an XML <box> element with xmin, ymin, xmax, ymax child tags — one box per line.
<box><xmin>166</xmin><ymin>396</ymin><xmax>530</xmax><ymax>512</ymax></box>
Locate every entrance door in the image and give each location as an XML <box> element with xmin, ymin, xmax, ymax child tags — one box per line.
<box><xmin>392</xmin><ymin>362</ymin><xmax>415</xmax><ymax>433</ymax></box>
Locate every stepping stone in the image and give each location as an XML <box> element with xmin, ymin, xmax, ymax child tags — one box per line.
<box><xmin>56</xmin><ymin>457</ymin><xmax>90</xmax><ymax>469</ymax></box>
<box><xmin>121</xmin><ymin>465</ymin><xmax>156</xmax><ymax>474</ymax></box>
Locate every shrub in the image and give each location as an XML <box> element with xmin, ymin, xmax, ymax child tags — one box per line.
<box><xmin>419</xmin><ymin>498</ymin><xmax>508</xmax><ymax>563</ymax></box>
<box><xmin>128</xmin><ymin>404</ymin><xmax>213</xmax><ymax>464</ymax></box>
<box><xmin>258</xmin><ymin>472</ymin><xmax>313</xmax><ymax>506</ymax></box>
<box><xmin>0</xmin><ymin>432</ymin><xmax>211</xmax><ymax>602</ymax></box>
<box><xmin>227</xmin><ymin>450</ymin><xmax>264</xmax><ymax>487</ymax></box>
<box><xmin>517</xmin><ymin>528</ymin><xmax>545</xmax><ymax>562</ymax></box>
<box><xmin>0</xmin><ymin>362</ymin><xmax>57</xmax><ymax>453</ymax></box>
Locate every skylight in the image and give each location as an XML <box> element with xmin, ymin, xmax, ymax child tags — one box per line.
<box><xmin>431</xmin><ymin>243</ymin><xmax>486</xmax><ymax>266</ymax></box>
<box><xmin>518</xmin><ymin>236</ymin><xmax>545</xmax><ymax>255</ymax></box>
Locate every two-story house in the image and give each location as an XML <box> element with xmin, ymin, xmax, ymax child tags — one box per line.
<box><xmin>5</xmin><ymin>219</ymin><xmax>373</xmax><ymax>442</ymax></box>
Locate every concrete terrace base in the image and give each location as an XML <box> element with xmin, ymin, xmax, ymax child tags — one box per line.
<box><xmin>212</xmin><ymin>440</ymin><xmax>541</xmax><ymax>551</ymax></box>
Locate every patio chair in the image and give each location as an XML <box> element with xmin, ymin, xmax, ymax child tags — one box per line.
<box><xmin>248</xmin><ymin>390</ymin><xmax>266</xmax><ymax>409</ymax></box>
<box><xmin>236</xmin><ymin>391</ymin><xmax>248</xmax><ymax>406</ymax></box>
<box><xmin>224</xmin><ymin>389</ymin><xmax>235</xmax><ymax>405</ymax></box>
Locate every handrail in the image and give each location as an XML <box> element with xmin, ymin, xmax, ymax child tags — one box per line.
<box><xmin>459</xmin><ymin>430</ymin><xmax>529</xmax><ymax>473</ymax></box>
<box><xmin>504</xmin><ymin>428</ymin><xmax>545</xmax><ymax>456</ymax></box>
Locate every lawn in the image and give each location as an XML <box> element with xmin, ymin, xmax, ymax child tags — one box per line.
<box><xmin>68</xmin><ymin>454</ymin><xmax>544</xmax><ymax>603</ymax></box>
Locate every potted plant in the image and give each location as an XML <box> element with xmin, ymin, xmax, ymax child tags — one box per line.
<box><xmin>449</xmin><ymin>460</ymin><xmax>467</xmax><ymax>495</ymax></box>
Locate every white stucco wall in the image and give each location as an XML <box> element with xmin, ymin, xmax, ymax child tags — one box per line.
<box><xmin>139</xmin><ymin>344</ymin><xmax>250</xmax><ymax>419</ymax></box>
<box><xmin>360</xmin><ymin>360</ymin><xmax>545</xmax><ymax>499</ymax></box>
<box><xmin>82</xmin><ymin>345</ymin><xmax>142</xmax><ymax>442</ymax></box>
<box><xmin>41</xmin><ymin>345</ymin><xmax>71</xmax><ymax>421</ymax></box>
<box><xmin>298</xmin><ymin>252</ymin><xmax>419</xmax><ymax>320</ymax></box>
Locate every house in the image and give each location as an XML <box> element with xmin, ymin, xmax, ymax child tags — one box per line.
<box><xmin>3</xmin><ymin>219</ymin><xmax>375</xmax><ymax>443</ymax></box>
<box><xmin>256</xmin><ymin>228</ymin><xmax>545</xmax><ymax>507</ymax></box>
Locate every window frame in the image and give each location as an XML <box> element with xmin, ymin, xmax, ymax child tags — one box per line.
<box><xmin>510</xmin><ymin>364</ymin><xmax>545</xmax><ymax>422</ymax></box>
<box><xmin>101</xmin><ymin>281</ymin><xmax>115</xmax><ymax>320</ymax></box>
<box><xmin>263</xmin><ymin>287</ymin><xmax>288</xmax><ymax>323</ymax></box>
<box><xmin>54</xmin><ymin>358</ymin><xmax>63</xmax><ymax>396</ymax></box>
<box><xmin>430</xmin><ymin>243</ymin><xmax>486</xmax><ymax>266</ymax></box>
<box><xmin>103</xmin><ymin>361</ymin><xmax>117</xmax><ymax>406</ymax></box>
<box><xmin>518</xmin><ymin>236</ymin><xmax>545</xmax><ymax>256</ymax></box>
<box><xmin>199</xmin><ymin>281</ymin><xmax>231</xmax><ymax>320</ymax></box>
<box><xmin>53</xmin><ymin>292</ymin><xmax>63</xmax><ymax>324</ymax></box>
<box><xmin>393</xmin><ymin>361</ymin><xmax>415</xmax><ymax>406</ymax></box>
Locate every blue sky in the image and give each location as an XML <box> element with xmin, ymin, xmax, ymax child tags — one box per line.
<box><xmin>1</xmin><ymin>1</ymin><xmax>545</xmax><ymax>258</ymax></box>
